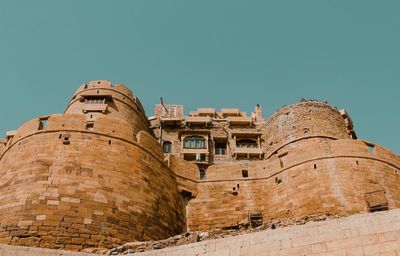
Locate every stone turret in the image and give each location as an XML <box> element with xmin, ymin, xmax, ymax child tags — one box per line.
<box><xmin>0</xmin><ymin>81</ymin><xmax>187</xmax><ymax>250</ymax></box>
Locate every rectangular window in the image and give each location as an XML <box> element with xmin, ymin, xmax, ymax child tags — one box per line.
<box><xmin>84</xmin><ymin>97</ymin><xmax>106</xmax><ymax>104</ymax></box>
<box><xmin>215</xmin><ymin>142</ymin><xmax>227</xmax><ymax>155</ymax></box>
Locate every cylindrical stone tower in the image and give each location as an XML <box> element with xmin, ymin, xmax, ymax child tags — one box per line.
<box><xmin>0</xmin><ymin>81</ymin><xmax>185</xmax><ymax>251</ymax></box>
<box><xmin>264</xmin><ymin>100</ymin><xmax>350</xmax><ymax>157</ymax></box>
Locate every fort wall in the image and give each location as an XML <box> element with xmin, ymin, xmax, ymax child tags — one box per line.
<box><xmin>187</xmin><ymin>139</ymin><xmax>400</xmax><ymax>231</ymax></box>
<box><xmin>0</xmin><ymin>82</ymin><xmax>187</xmax><ymax>250</ymax></box>
<box><xmin>0</xmin><ymin>81</ymin><xmax>399</xmax><ymax>253</ymax></box>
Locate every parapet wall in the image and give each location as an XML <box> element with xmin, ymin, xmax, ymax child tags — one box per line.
<box><xmin>1</xmin><ymin>209</ymin><xmax>400</xmax><ymax>255</ymax></box>
<box><xmin>187</xmin><ymin>139</ymin><xmax>400</xmax><ymax>231</ymax></box>
<box><xmin>0</xmin><ymin>114</ymin><xmax>186</xmax><ymax>250</ymax></box>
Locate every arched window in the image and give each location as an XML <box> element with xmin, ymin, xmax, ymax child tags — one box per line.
<box><xmin>236</xmin><ymin>139</ymin><xmax>257</xmax><ymax>148</ymax></box>
<box><xmin>183</xmin><ymin>136</ymin><xmax>206</xmax><ymax>149</ymax></box>
<box><xmin>163</xmin><ymin>141</ymin><xmax>172</xmax><ymax>153</ymax></box>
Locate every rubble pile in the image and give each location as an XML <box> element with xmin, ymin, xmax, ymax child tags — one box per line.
<box><xmin>105</xmin><ymin>213</ymin><xmax>344</xmax><ymax>255</ymax></box>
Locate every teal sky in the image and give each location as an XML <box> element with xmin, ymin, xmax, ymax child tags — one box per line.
<box><xmin>0</xmin><ymin>0</ymin><xmax>399</xmax><ymax>154</ymax></box>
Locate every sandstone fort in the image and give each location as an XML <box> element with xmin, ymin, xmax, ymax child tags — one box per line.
<box><xmin>0</xmin><ymin>80</ymin><xmax>399</xmax><ymax>255</ymax></box>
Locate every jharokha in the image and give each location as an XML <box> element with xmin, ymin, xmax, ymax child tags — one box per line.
<box><xmin>0</xmin><ymin>80</ymin><xmax>399</xmax><ymax>251</ymax></box>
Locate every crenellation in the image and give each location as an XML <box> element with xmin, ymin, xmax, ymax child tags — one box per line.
<box><xmin>0</xmin><ymin>80</ymin><xmax>399</xmax><ymax>253</ymax></box>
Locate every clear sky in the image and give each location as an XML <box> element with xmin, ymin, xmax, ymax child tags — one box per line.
<box><xmin>0</xmin><ymin>0</ymin><xmax>399</xmax><ymax>154</ymax></box>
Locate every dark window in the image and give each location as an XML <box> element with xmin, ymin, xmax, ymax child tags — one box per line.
<box><xmin>242</xmin><ymin>169</ymin><xmax>248</xmax><ymax>177</ymax></box>
<box><xmin>183</xmin><ymin>136</ymin><xmax>206</xmax><ymax>149</ymax></box>
<box><xmin>163</xmin><ymin>141</ymin><xmax>172</xmax><ymax>153</ymax></box>
<box><xmin>236</xmin><ymin>139</ymin><xmax>257</xmax><ymax>148</ymax></box>
<box><xmin>84</xmin><ymin>97</ymin><xmax>106</xmax><ymax>104</ymax></box>
<box><xmin>85</xmin><ymin>122</ymin><xmax>94</xmax><ymax>131</ymax></box>
<box><xmin>38</xmin><ymin>118</ymin><xmax>48</xmax><ymax>130</ymax></box>
<box><xmin>215</xmin><ymin>142</ymin><xmax>227</xmax><ymax>155</ymax></box>
<box><xmin>199</xmin><ymin>169</ymin><xmax>206</xmax><ymax>180</ymax></box>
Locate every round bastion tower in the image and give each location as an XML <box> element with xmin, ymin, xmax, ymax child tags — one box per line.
<box><xmin>0</xmin><ymin>81</ymin><xmax>186</xmax><ymax>250</ymax></box>
<box><xmin>264</xmin><ymin>100</ymin><xmax>350</xmax><ymax>157</ymax></box>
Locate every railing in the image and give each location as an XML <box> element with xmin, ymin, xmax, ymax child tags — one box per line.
<box><xmin>181</xmin><ymin>148</ymin><xmax>209</xmax><ymax>154</ymax></box>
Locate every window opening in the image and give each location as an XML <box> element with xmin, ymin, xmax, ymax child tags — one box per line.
<box><xmin>242</xmin><ymin>169</ymin><xmax>248</xmax><ymax>178</ymax></box>
<box><xmin>183</xmin><ymin>136</ymin><xmax>206</xmax><ymax>149</ymax></box>
<box><xmin>163</xmin><ymin>141</ymin><xmax>172</xmax><ymax>153</ymax></box>
<box><xmin>215</xmin><ymin>142</ymin><xmax>227</xmax><ymax>155</ymax></box>
<box><xmin>236</xmin><ymin>139</ymin><xmax>257</xmax><ymax>148</ymax></box>
<box><xmin>367</xmin><ymin>144</ymin><xmax>374</xmax><ymax>156</ymax></box>
<box><xmin>84</xmin><ymin>97</ymin><xmax>106</xmax><ymax>104</ymax></box>
<box><xmin>199</xmin><ymin>169</ymin><xmax>206</xmax><ymax>181</ymax></box>
<box><xmin>85</xmin><ymin>122</ymin><xmax>94</xmax><ymax>131</ymax></box>
<box><xmin>38</xmin><ymin>118</ymin><xmax>48</xmax><ymax>130</ymax></box>
<box><xmin>249</xmin><ymin>212</ymin><xmax>263</xmax><ymax>228</ymax></box>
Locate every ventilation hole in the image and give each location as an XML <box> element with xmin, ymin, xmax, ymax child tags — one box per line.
<box><xmin>275</xmin><ymin>177</ymin><xmax>282</xmax><ymax>184</ymax></box>
<box><xmin>314</xmin><ymin>164</ymin><xmax>317</xmax><ymax>170</ymax></box>
<box><xmin>90</xmin><ymin>115</ymin><xmax>93</xmax><ymax>118</ymax></box>
<box><xmin>97</xmin><ymin>90</ymin><xmax>99</xmax><ymax>94</ymax></box>
<box><xmin>356</xmin><ymin>160</ymin><xmax>359</xmax><ymax>165</ymax></box>
<box><xmin>242</xmin><ymin>169</ymin><xmax>248</xmax><ymax>178</ymax></box>
<box><xmin>62</xmin><ymin>124</ymin><xmax>65</xmax><ymax>127</ymax></box>
<box><xmin>97</xmin><ymin>81</ymin><xmax>101</xmax><ymax>84</ymax></box>
<box><xmin>59</xmin><ymin>134</ymin><xmax>62</xmax><ymax>139</ymax></box>
<box><xmin>108</xmin><ymin>140</ymin><xmax>112</xmax><ymax>145</ymax></box>
<box><xmin>84</xmin><ymin>84</ymin><xmax>88</xmax><ymax>89</ymax></box>
<box><xmin>237</xmin><ymin>184</ymin><xmax>240</xmax><ymax>188</ymax></box>
<box><xmin>85</xmin><ymin>123</ymin><xmax>94</xmax><ymax>131</ymax></box>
